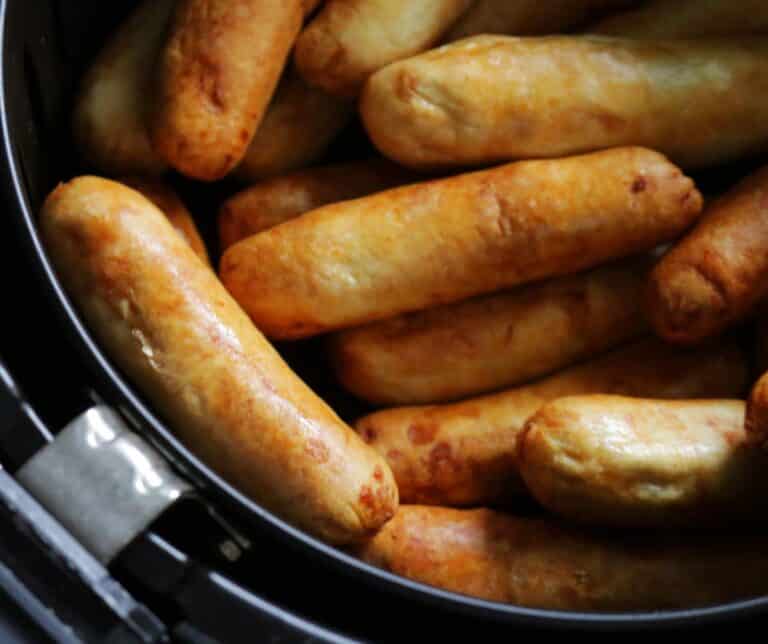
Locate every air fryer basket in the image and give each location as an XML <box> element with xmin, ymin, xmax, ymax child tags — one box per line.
<box><xmin>3</xmin><ymin>0</ymin><xmax>768</xmax><ymax>630</ymax></box>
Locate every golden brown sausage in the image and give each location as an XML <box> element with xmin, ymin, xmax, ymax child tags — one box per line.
<box><xmin>72</xmin><ymin>0</ymin><xmax>173</xmax><ymax>176</ymax></box>
<box><xmin>220</xmin><ymin>160</ymin><xmax>412</xmax><ymax>251</ymax></box>
<box><xmin>519</xmin><ymin>396</ymin><xmax>768</xmax><ymax>527</ymax></box>
<box><xmin>354</xmin><ymin>505</ymin><xmax>768</xmax><ymax>611</ymax></box>
<box><xmin>646</xmin><ymin>166</ymin><xmax>768</xmax><ymax>345</ymax></box>
<box><xmin>40</xmin><ymin>177</ymin><xmax>397</xmax><ymax>545</ymax></box>
<box><xmin>355</xmin><ymin>338</ymin><xmax>747</xmax><ymax>507</ymax></box>
<box><xmin>755</xmin><ymin>301</ymin><xmax>768</xmax><ymax>376</ymax></box>
<box><xmin>446</xmin><ymin>0</ymin><xmax>637</xmax><ymax>40</ymax></box>
<box><xmin>303</xmin><ymin>0</ymin><xmax>323</xmax><ymax>16</ymax></box>
<box><xmin>593</xmin><ymin>0</ymin><xmax>768</xmax><ymax>38</ymax></box>
<box><xmin>294</xmin><ymin>0</ymin><xmax>473</xmax><ymax>97</ymax></box>
<box><xmin>330</xmin><ymin>258</ymin><xmax>650</xmax><ymax>405</ymax></box>
<box><xmin>235</xmin><ymin>68</ymin><xmax>353</xmax><ymax>183</ymax></box>
<box><xmin>220</xmin><ymin>147</ymin><xmax>702</xmax><ymax>340</ymax></box>
<box><xmin>360</xmin><ymin>35</ymin><xmax>768</xmax><ymax>170</ymax></box>
<box><xmin>151</xmin><ymin>0</ymin><xmax>303</xmax><ymax>181</ymax></box>
<box><xmin>747</xmin><ymin>373</ymin><xmax>768</xmax><ymax>449</ymax></box>
<box><xmin>121</xmin><ymin>177</ymin><xmax>210</xmax><ymax>265</ymax></box>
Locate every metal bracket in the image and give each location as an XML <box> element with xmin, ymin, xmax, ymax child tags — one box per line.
<box><xmin>17</xmin><ymin>406</ymin><xmax>191</xmax><ymax>564</ymax></box>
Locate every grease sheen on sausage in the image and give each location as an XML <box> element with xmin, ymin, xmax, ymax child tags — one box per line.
<box><xmin>518</xmin><ymin>396</ymin><xmax>768</xmax><ymax>527</ymax></box>
<box><xmin>646</xmin><ymin>165</ymin><xmax>768</xmax><ymax>345</ymax></box>
<box><xmin>72</xmin><ymin>0</ymin><xmax>173</xmax><ymax>176</ymax></box>
<box><xmin>294</xmin><ymin>0</ymin><xmax>473</xmax><ymax>97</ymax></box>
<box><xmin>330</xmin><ymin>257</ymin><xmax>650</xmax><ymax>405</ymax></box>
<box><xmin>220</xmin><ymin>160</ymin><xmax>412</xmax><ymax>250</ymax></box>
<box><xmin>593</xmin><ymin>0</ymin><xmax>768</xmax><ymax>38</ymax></box>
<box><xmin>355</xmin><ymin>506</ymin><xmax>768</xmax><ymax>611</ymax></box>
<box><xmin>355</xmin><ymin>338</ymin><xmax>747</xmax><ymax>507</ymax></box>
<box><xmin>40</xmin><ymin>177</ymin><xmax>398</xmax><ymax>545</ymax></box>
<box><xmin>220</xmin><ymin>147</ymin><xmax>702</xmax><ymax>340</ymax></box>
<box><xmin>152</xmin><ymin>0</ymin><xmax>303</xmax><ymax>180</ymax></box>
<box><xmin>361</xmin><ymin>35</ymin><xmax>768</xmax><ymax>170</ymax></box>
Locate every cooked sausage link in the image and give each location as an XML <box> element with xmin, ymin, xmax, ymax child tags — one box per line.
<box><xmin>519</xmin><ymin>396</ymin><xmax>768</xmax><ymax>527</ymax></box>
<box><xmin>235</xmin><ymin>68</ymin><xmax>353</xmax><ymax>183</ymax></box>
<box><xmin>41</xmin><ymin>177</ymin><xmax>398</xmax><ymax>544</ymax></box>
<box><xmin>330</xmin><ymin>257</ymin><xmax>651</xmax><ymax>405</ymax></box>
<box><xmin>151</xmin><ymin>0</ymin><xmax>303</xmax><ymax>180</ymax></box>
<box><xmin>355</xmin><ymin>338</ymin><xmax>747</xmax><ymax>507</ymax></box>
<box><xmin>295</xmin><ymin>0</ymin><xmax>473</xmax><ymax>97</ymax></box>
<box><xmin>646</xmin><ymin>165</ymin><xmax>768</xmax><ymax>345</ymax></box>
<box><xmin>361</xmin><ymin>36</ymin><xmax>768</xmax><ymax>170</ymax></box>
<box><xmin>355</xmin><ymin>506</ymin><xmax>768</xmax><ymax>611</ymax></box>
<box><xmin>220</xmin><ymin>147</ymin><xmax>701</xmax><ymax>339</ymax></box>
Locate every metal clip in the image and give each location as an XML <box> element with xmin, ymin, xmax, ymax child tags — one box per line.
<box><xmin>17</xmin><ymin>406</ymin><xmax>191</xmax><ymax>564</ymax></box>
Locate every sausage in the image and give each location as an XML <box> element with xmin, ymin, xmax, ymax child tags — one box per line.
<box><xmin>235</xmin><ymin>68</ymin><xmax>353</xmax><ymax>183</ymax></box>
<box><xmin>755</xmin><ymin>301</ymin><xmax>768</xmax><ymax>376</ymax></box>
<box><xmin>360</xmin><ymin>35</ymin><xmax>768</xmax><ymax>170</ymax></box>
<box><xmin>519</xmin><ymin>396</ymin><xmax>768</xmax><ymax>527</ymax></box>
<box><xmin>303</xmin><ymin>0</ymin><xmax>323</xmax><ymax>16</ymax></box>
<box><xmin>329</xmin><ymin>258</ymin><xmax>651</xmax><ymax>405</ymax></box>
<box><xmin>40</xmin><ymin>177</ymin><xmax>398</xmax><ymax>545</ymax></box>
<box><xmin>593</xmin><ymin>0</ymin><xmax>768</xmax><ymax>38</ymax></box>
<box><xmin>72</xmin><ymin>0</ymin><xmax>173</xmax><ymax>176</ymax></box>
<box><xmin>446</xmin><ymin>0</ymin><xmax>638</xmax><ymax>40</ymax></box>
<box><xmin>220</xmin><ymin>160</ymin><xmax>413</xmax><ymax>251</ymax></box>
<box><xmin>749</xmin><ymin>303</ymin><xmax>768</xmax><ymax>449</ymax></box>
<box><xmin>294</xmin><ymin>0</ymin><xmax>473</xmax><ymax>98</ymax></box>
<box><xmin>747</xmin><ymin>368</ymin><xmax>768</xmax><ymax>449</ymax></box>
<box><xmin>121</xmin><ymin>177</ymin><xmax>210</xmax><ymax>265</ymax></box>
<box><xmin>355</xmin><ymin>338</ymin><xmax>747</xmax><ymax>507</ymax></box>
<box><xmin>354</xmin><ymin>505</ymin><xmax>768</xmax><ymax>611</ymax></box>
<box><xmin>220</xmin><ymin>147</ymin><xmax>702</xmax><ymax>340</ymax></box>
<box><xmin>151</xmin><ymin>0</ymin><xmax>303</xmax><ymax>181</ymax></box>
<box><xmin>646</xmin><ymin>166</ymin><xmax>768</xmax><ymax>345</ymax></box>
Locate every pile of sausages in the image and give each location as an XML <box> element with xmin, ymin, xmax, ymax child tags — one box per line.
<box><xmin>41</xmin><ymin>0</ymin><xmax>768</xmax><ymax>613</ymax></box>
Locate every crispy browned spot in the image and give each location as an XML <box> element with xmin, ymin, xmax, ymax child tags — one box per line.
<box><xmin>408</xmin><ymin>422</ymin><xmax>438</xmax><ymax>446</ymax></box>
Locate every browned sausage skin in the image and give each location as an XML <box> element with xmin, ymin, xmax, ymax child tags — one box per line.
<box><xmin>40</xmin><ymin>177</ymin><xmax>398</xmax><ymax>545</ymax></box>
<box><xmin>295</xmin><ymin>0</ymin><xmax>473</xmax><ymax>97</ymax></box>
<box><xmin>646</xmin><ymin>165</ymin><xmax>768</xmax><ymax>344</ymax></box>
<box><xmin>235</xmin><ymin>67</ymin><xmax>353</xmax><ymax>183</ymax></box>
<box><xmin>220</xmin><ymin>147</ymin><xmax>701</xmax><ymax>340</ymax></box>
<box><xmin>152</xmin><ymin>0</ymin><xmax>303</xmax><ymax>180</ymax></box>
<box><xmin>355</xmin><ymin>506</ymin><xmax>768</xmax><ymax>611</ymax></box>
<box><xmin>519</xmin><ymin>396</ymin><xmax>768</xmax><ymax>527</ymax></box>
<box><xmin>355</xmin><ymin>338</ymin><xmax>747</xmax><ymax>507</ymax></box>
<box><xmin>361</xmin><ymin>36</ymin><xmax>768</xmax><ymax>170</ymax></box>
<box><xmin>329</xmin><ymin>258</ymin><xmax>651</xmax><ymax>405</ymax></box>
